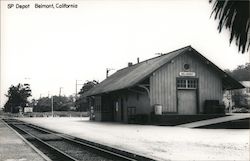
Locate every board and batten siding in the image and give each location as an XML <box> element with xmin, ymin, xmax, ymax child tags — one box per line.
<box><xmin>150</xmin><ymin>51</ymin><xmax>223</xmax><ymax>113</ymax></box>
<box><xmin>117</xmin><ymin>91</ymin><xmax>150</xmax><ymax>122</ymax></box>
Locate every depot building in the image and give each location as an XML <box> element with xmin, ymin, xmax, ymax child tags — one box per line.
<box><xmin>84</xmin><ymin>46</ymin><xmax>244</xmax><ymax>123</ymax></box>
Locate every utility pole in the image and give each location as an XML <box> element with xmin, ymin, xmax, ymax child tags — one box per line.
<box><xmin>75</xmin><ymin>80</ymin><xmax>84</xmax><ymax>109</ymax></box>
<box><xmin>59</xmin><ymin>87</ymin><xmax>63</xmax><ymax>97</ymax></box>
<box><xmin>75</xmin><ymin>80</ymin><xmax>77</xmax><ymax>108</ymax></box>
<box><xmin>51</xmin><ymin>96</ymin><xmax>53</xmax><ymax>117</ymax></box>
<box><xmin>75</xmin><ymin>80</ymin><xmax>84</xmax><ymax>100</ymax></box>
<box><xmin>75</xmin><ymin>80</ymin><xmax>78</xmax><ymax>100</ymax></box>
<box><xmin>24</xmin><ymin>77</ymin><xmax>30</xmax><ymax>84</ymax></box>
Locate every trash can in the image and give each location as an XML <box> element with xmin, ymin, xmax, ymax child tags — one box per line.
<box><xmin>154</xmin><ymin>104</ymin><xmax>162</xmax><ymax>115</ymax></box>
<box><xmin>204</xmin><ymin>100</ymin><xmax>219</xmax><ymax>114</ymax></box>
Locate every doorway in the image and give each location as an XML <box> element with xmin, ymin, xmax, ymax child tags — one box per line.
<box><xmin>177</xmin><ymin>78</ymin><xmax>198</xmax><ymax>114</ymax></box>
<box><xmin>178</xmin><ymin>90</ymin><xmax>197</xmax><ymax>114</ymax></box>
<box><xmin>121</xmin><ymin>98</ymin><xmax>124</xmax><ymax>121</ymax></box>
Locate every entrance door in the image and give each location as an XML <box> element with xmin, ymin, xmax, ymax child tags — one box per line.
<box><xmin>113</xmin><ymin>101</ymin><xmax>119</xmax><ymax>121</ymax></box>
<box><xmin>178</xmin><ymin>90</ymin><xmax>197</xmax><ymax>114</ymax></box>
<box><xmin>121</xmin><ymin>98</ymin><xmax>124</xmax><ymax>121</ymax></box>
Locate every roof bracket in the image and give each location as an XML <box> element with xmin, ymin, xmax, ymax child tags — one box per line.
<box><xmin>137</xmin><ymin>85</ymin><xmax>150</xmax><ymax>97</ymax></box>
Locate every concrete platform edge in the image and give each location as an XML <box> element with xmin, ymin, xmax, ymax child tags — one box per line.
<box><xmin>2</xmin><ymin>119</ymin><xmax>52</xmax><ymax>161</ymax></box>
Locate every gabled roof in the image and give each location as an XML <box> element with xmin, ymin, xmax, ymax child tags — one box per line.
<box><xmin>84</xmin><ymin>46</ymin><xmax>244</xmax><ymax>96</ymax></box>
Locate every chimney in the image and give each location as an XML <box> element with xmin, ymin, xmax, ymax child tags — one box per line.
<box><xmin>128</xmin><ymin>62</ymin><xmax>133</xmax><ymax>67</ymax></box>
<box><xmin>137</xmin><ymin>57</ymin><xmax>140</xmax><ymax>63</ymax></box>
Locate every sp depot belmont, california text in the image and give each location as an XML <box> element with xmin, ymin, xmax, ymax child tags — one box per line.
<box><xmin>8</xmin><ymin>3</ymin><xmax>78</xmax><ymax>9</ymax></box>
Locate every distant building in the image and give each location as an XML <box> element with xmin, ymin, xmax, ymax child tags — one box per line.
<box><xmin>240</xmin><ymin>81</ymin><xmax>250</xmax><ymax>105</ymax></box>
<box><xmin>84</xmin><ymin>46</ymin><xmax>243</xmax><ymax>122</ymax></box>
<box><xmin>223</xmin><ymin>81</ymin><xmax>250</xmax><ymax>111</ymax></box>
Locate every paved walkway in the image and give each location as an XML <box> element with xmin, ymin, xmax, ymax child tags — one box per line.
<box><xmin>0</xmin><ymin>119</ymin><xmax>48</xmax><ymax>161</ymax></box>
<box><xmin>178</xmin><ymin>113</ymin><xmax>250</xmax><ymax>128</ymax></box>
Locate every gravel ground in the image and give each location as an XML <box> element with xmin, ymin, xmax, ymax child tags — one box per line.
<box><xmin>19</xmin><ymin>117</ymin><xmax>250</xmax><ymax>161</ymax></box>
<box><xmin>0</xmin><ymin>119</ymin><xmax>45</xmax><ymax>161</ymax></box>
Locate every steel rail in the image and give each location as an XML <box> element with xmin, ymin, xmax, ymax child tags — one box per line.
<box><xmin>5</xmin><ymin>119</ymin><xmax>78</xmax><ymax>161</ymax></box>
<box><xmin>27</xmin><ymin>123</ymin><xmax>138</xmax><ymax>161</ymax></box>
<box><xmin>4</xmin><ymin>119</ymin><xmax>154</xmax><ymax>161</ymax></box>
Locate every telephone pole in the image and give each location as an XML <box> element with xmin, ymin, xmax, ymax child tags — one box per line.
<box><xmin>51</xmin><ymin>96</ymin><xmax>54</xmax><ymax>117</ymax></box>
<box><xmin>75</xmin><ymin>80</ymin><xmax>84</xmax><ymax>99</ymax></box>
<box><xmin>59</xmin><ymin>87</ymin><xmax>63</xmax><ymax>97</ymax></box>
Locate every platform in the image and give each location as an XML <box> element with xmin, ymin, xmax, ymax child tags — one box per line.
<box><xmin>18</xmin><ymin>117</ymin><xmax>249</xmax><ymax>161</ymax></box>
<box><xmin>0</xmin><ymin>119</ymin><xmax>48</xmax><ymax>161</ymax></box>
<box><xmin>178</xmin><ymin>113</ymin><xmax>250</xmax><ymax>128</ymax></box>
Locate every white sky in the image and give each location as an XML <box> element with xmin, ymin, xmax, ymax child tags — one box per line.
<box><xmin>1</xmin><ymin>0</ymin><xmax>249</xmax><ymax>107</ymax></box>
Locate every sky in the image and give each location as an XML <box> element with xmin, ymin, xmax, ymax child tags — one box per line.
<box><xmin>1</xmin><ymin>0</ymin><xmax>249</xmax><ymax>107</ymax></box>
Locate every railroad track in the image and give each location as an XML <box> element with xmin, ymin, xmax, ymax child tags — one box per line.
<box><xmin>3</xmin><ymin>119</ymin><xmax>154</xmax><ymax>161</ymax></box>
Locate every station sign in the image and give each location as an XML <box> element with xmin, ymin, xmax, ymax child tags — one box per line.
<box><xmin>179</xmin><ymin>72</ymin><xmax>196</xmax><ymax>77</ymax></box>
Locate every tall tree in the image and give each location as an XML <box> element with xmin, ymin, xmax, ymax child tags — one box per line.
<box><xmin>225</xmin><ymin>63</ymin><xmax>250</xmax><ymax>81</ymax></box>
<box><xmin>76</xmin><ymin>80</ymin><xmax>99</xmax><ymax>111</ymax></box>
<box><xmin>210</xmin><ymin>0</ymin><xmax>250</xmax><ymax>53</ymax></box>
<box><xmin>4</xmin><ymin>83</ymin><xmax>32</xmax><ymax>113</ymax></box>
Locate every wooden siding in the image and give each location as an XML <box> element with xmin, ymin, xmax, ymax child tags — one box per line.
<box><xmin>150</xmin><ymin>51</ymin><xmax>223</xmax><ymax>113</ymax></box>
<box><xmin>93</xmin><ymin>95</ymin><xmax>114</xmax><ymax>121</ymax></box>
<box><xmin>94</xmin><ymin>96</ymin><xmax>102</xmax><ymax>121</ymax></box>
<box><xmin>112</xmin><ymin>91</ymin><xmax>150</xmax><ymax>122</ymax></box>
<box><xmin>124</xmin><ymin>92</ymin><xmax>150</xmax><ymax>113</ymax></box>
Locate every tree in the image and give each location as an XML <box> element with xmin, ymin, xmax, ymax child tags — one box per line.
<box><xmin>35</xmin><ymin>95</ymin><xmax>75</xmax><ymax>112</ymax></box>
<box><xmin>78</xmin><ymin>80</ymin><xmax>99</xmax><ymax>94</ymax></box>
<box><xmin>34</xmin><ymin>97</ymin><xmax>51</xmax><ymax>112</ymax></box>
<box><xmin>210</xmin><ymin>0</ymin><xmax>250</xmax><ymax>53</ymax></box>
<box><xmin>4</xmin><ymin>83</ymin><xmax>32</xmax><ymax>113</ymax></box>
<box><xmin>52</xmin><ymin>95</ymin><xmax>75</xmax><ymax>111</ymax></box>
<box><xmin>225</xmin><ymin>63</ymin><xmax>250</xmax><ymax>81</ymax></box>
<box><xmin>76</xmin><ymin>80</ymin><xmax>99</xmax><ymax>111</ymax></box>
<box><xmin>225</xmin><ymin>63</ymin><xmax>250</xmax><ymax>109</ymax></box>
<box><xmin>231</xmin><ymin>90</ymin><xmax>248</xmax><ymax>108</ymax></box>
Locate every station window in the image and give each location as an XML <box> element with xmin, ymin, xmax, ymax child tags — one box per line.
<box><xmin>177</xmin><ymin>78</ymin><xmax>198</xmax><ymax>89</ymax></box>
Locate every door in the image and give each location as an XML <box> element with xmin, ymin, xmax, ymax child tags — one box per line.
<box><xmin>113</xmin><ymin>98</ymin><xmax>122</xmax><ymax>122</ymax></box>
<box><xmin>121</xmin><ymin>98</ymin><xmax>124</xmax><ymax>121</ymax></box>
<box><xmin>127</xmin><ymin>107</ymin><xmax>136</xmax><ymax>123</ymax></box>
<box><xmin>178</xmin><ymin>90</ymin><xmax>197</xmax><ymax>114</ymax></box>
<box><xmin>112</xmin><ymin>100</ymin><xmax>118</xmax><ymax>121</ymax></box>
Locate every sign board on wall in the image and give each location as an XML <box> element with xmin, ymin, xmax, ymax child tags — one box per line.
<box><xmin>24</xmin><ymin>107</ymin><xmax>33</xmax><ymax>113</ymax></box>
<box><xmin>179</xmin><ymin>72</ymin><xmax>196</xmax><ymax>77</ymax></box>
